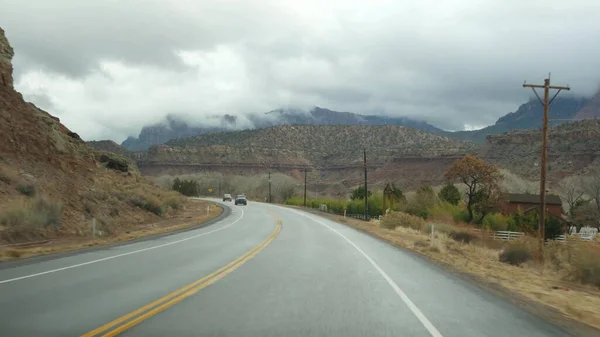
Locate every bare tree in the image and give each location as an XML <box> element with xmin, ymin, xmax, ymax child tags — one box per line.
<box><xmin>278</xmin><ymin>184</ymin><xmax>296</xmax><ymax>202</ymax></box>
<box><xmin>557</xmin><ymin>176</ymin><xmax>587</xmax><ymax>215</ymax></box>
<box><xmin>583</xmin><ymin>168</ymin><xmax>600</xmax><ymax>214</ymax></box>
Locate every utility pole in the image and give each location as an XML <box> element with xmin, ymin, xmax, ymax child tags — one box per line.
<box><xmin>304</xmin><ymin>168</ymin><xmax>307</xmax><ymax>207</ymax></box>
<box><xmin>364</xmin><ymin>148</ymin><xmax>368</xmax><ymax>221</ymax></box>
<box><xmin>523</xmin><ymin>74</ymin><xmax>570</xmax><ymax>255</ymax></box>
<box><xmin>268</xmin><ymin>171</ymin><xmax>272</xmax><ymax>203</ymax></box>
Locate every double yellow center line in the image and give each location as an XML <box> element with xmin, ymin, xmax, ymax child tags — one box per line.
<box><xmin>82</xmin><ymin>218</ymin><xmax>282</xmax><ymax>337</ymax></box>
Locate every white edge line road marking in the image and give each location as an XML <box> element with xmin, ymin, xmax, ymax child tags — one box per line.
<box><xmin>286</xmin><ymin>207</ymin><xmax>444</xmax><ymax>337</ymax></box>
<box><xmin>0</xmin><ymin>209</ymin><xmax>245</xmax><ymax>285</ymax></box>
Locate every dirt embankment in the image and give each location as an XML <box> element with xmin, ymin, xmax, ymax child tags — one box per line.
<box><xmin>0</xmin><ymin>199</ymin><xmax>222</xmax><ymax>261</ymax></box>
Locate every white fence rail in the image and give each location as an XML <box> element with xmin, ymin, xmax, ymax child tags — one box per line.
<box><xmin>492</xmin><ymin>231</ymin><xmax>525</xmax><ymax>241</ymax></box>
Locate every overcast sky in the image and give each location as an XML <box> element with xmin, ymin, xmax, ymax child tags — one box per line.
<box><xmin>2</xmin><ymin>0</ymin><xmax>600</xmax><ymax>142</ymax></box>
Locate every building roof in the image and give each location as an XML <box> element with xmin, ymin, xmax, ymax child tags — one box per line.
<box><xmin>503</xmin><ymin>193</ymin><xmax>562</xmax><ymax>205</ymax></box>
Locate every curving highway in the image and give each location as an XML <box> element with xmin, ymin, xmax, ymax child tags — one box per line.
<box><xmin>0</xmin><ymin>200</ymin><xmax>572</xmax><ymax>336</ymax></box>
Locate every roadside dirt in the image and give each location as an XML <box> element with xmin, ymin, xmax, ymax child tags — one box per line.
<box><xmin>291</xmin><ymin>206</ymin><xmax>600</xmax><ymax>337</ymax></box>
<box><xmin>0</xmin><ymin>199</ymin><xmax>222</xmax><ymax>261</ymax></box>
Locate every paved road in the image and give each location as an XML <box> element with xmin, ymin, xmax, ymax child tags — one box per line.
<box><xmin>0</xmin><ymin>200</ymin><xmax>572</xmax><ymax>336</ymax></box>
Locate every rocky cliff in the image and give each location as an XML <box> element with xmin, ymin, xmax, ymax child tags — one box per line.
<box><xmin>0</xmin><ymin>28</ymin><xmax>13</xmax><ymax>89</ymax></box>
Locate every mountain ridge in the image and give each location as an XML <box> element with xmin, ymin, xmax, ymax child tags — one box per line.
<box><xmin>119</xmin><ymin>93</ymin><xmax>599</xmax><ymax>151</ymax></box>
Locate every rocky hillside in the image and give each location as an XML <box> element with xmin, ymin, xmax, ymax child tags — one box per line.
<box><xmin>121</xmin><ymin>108</ymin><xmax>444</xmax><ymax>151</ymax></box>
<box><xmin>0</xmin><ymin>28</ymin><xmax>185</xmax><ymax>244</ymax></box>
<box><xmin>155</xmin><ymin>124</ymin><xmax>475</xmax><ymax>166</ymax></box>
<box><xmin>87</xmin><ymin>140</ymin><xmax>130</xmax><ymax>156</ymax></box>
<box><xmin>480</xmin><ymin>119</ymin><xmax>600</xmax><ymax>182</ymax></box>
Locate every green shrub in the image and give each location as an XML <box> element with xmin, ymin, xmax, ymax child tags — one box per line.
<box><xmin>172</xmin><ymin>178</ymin><xmax>200</xmax><ymax>196</ymax></box>
<box><xmin>438</xmin><ymin>183</ymin><xmax>461</xmax><ymax>205</ymax></box>
<box><xmin>482</xmin><ymin>213</ymin><xmax>510</xmax><ymax>231</ymax></box>
<box><xmin>510</xmin><ymin>208</ymin><xmax>538</xmax><ymax>233</ymax></box>
<box><xmin>544</xmin><ymin>215</ymin><xmax>564</xmax><ymax>241</ymax></box>
<box><xmin>350</xmin><ymin>186</ymin><xmax>372</xmax><ymax>200</ymax></box>
<box><xmin>405</xmin><ymin>184</ymin><xmax>437</xmax><ymax>219</ymax></box>
<box><xmin>17</xmin><ymin>184</ymin><xmax>36</xmax><ymax>197</ymax></box>
<box><xmin>368</xmin><ymin>195</ymin><xmax>383</xmax><ymax>217</ymax></box>
<box><xmin>143</xmin><ymin>199</ymin><xmax>163</xmax><ymax>216</ymax></box>
<box><xmin>453</xmin><ymin>208</ymin><xmax>471</xmax><ymax>223</ymax></box>
<box><xmin>509</xmin><ymin>210</ymin><xmax>564</xmax><ymax>240</ymax></box>
<box><xmin>499</xmin><ymin>244</ymin><xmax>531</xmax><ymax>266</ymax></box>
<box><xmin>285</xmin><ymin>197</ymin><xmax>304</xmax><ymax>206</ymax></box>
<box><xmin>427</xmin><ymin>201</ymin><xmax>465</xmax><ymax>221</ymax></box>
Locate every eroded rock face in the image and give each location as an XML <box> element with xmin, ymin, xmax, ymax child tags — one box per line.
<box><xmin>0</xmin><ymin>27</ymin><xmax>14</xmax><ymax>89</ymax></box>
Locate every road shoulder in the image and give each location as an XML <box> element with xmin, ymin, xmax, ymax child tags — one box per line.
<box><xmin>286</xmin><ymin>206</ymin><xmax>600</xmax><ymax>337</ymax></box>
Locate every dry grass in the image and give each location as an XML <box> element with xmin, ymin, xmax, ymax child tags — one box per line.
<box><xmin>0</xmin><ymin>200</ymin><xmax>222</xmax><ymax>261</ymax></box>
<box><xmin>319</xmin><ymin>210</ymin><xmax>600</xmax><ymax>332</ymax></box>
<box><xmin>0</xmin><ymin>197</ymin><xmax>62</xmax><ymax>230</ymax></box>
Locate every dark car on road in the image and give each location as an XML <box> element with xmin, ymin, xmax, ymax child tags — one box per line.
<box><xmin>234</xmin><ymin>195</ymin><xmax>247</xmax><ymax>205</ymax></box>
<box><xmin>223</xmin><ymin>194</ymin><xmax>232</xmax><ymax>202</ymax></box>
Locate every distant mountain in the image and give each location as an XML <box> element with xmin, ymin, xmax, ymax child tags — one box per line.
<box><xmin>120</xmin><ymin>107</ymin><xmax>444</xmax><ymax>151</ymax></box>
<box><xmin>450</xmin><ymin>95</ymin><xmax>590</xmax><ymax>142</ymax></box>
<box><xmin>121</xmin><ymin>114</ymin><xmax>240</xmax><ymax>151</ymax></box>
<box><xmin>120</xmin><ymin>92</ymin><xmax>600</xmax><ymax>151</ymax></box>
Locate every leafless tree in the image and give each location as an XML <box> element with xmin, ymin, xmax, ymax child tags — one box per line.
<box><xmin>582</xmin><ymin>168</ymin><xmax>600</xmax><ymax>214</ymax></box>
<box><xmin>557</xmin><ymin>176</ymin><xmax>587</xmax><ymax>215</ymax></box>
<box><xmin>278</xmin><ymin>184</ymin><xmax>296</xmax><ymax>202</ymax></box>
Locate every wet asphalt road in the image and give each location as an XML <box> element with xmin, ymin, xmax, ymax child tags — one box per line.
<box><xmin>0</xmin><ymin>200</ymin><xmax>571</xmax><ymax>337</ymax></box>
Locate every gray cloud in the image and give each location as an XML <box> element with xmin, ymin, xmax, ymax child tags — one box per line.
<box><xmin>1</xmin><ymin>0</ymin><xmax>599</xmax><ymax>142</ymax></box>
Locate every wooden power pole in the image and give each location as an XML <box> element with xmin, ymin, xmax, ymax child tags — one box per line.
<box><xmin>523</xmin><ymin>75</ymin><xmax>570</xmax><ymax>254</ymax></box>
<box><xmin>303</xmin><ymin>168</ymin><xmax>307</xmax><ymax>207</ymax></box>
<box><xmin>364</xmin><ymin>148</ymin><xmax>368</xmax><ymax>221</ymax></box>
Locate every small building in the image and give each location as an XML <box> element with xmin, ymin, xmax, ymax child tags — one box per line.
<box><xmin>499</xmin><ymin>193</ymin><xmax>563</xmax><ymax>217</ymax></box>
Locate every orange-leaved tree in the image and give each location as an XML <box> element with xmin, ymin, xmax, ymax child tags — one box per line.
<box><xmin>445</xmin><ymin>155</ymin><xmax>502</xmax><ymax>223</ymax></box>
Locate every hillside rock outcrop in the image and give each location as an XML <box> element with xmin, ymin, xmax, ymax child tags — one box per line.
<box><xmin>0</xmin><ymin>27</ymin><xmax>14</xmax><ymax>89</ymax></box>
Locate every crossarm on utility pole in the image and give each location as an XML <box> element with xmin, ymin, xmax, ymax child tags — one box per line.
<box><xmin>549</xmin><ymin>86</ymin><xmax>570</xmax><ymax>105</ymax></box>
<box><xmin>523</xmin><ymin>83</ymin><xmax>545</xmax><ymax>88</ymax></box>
